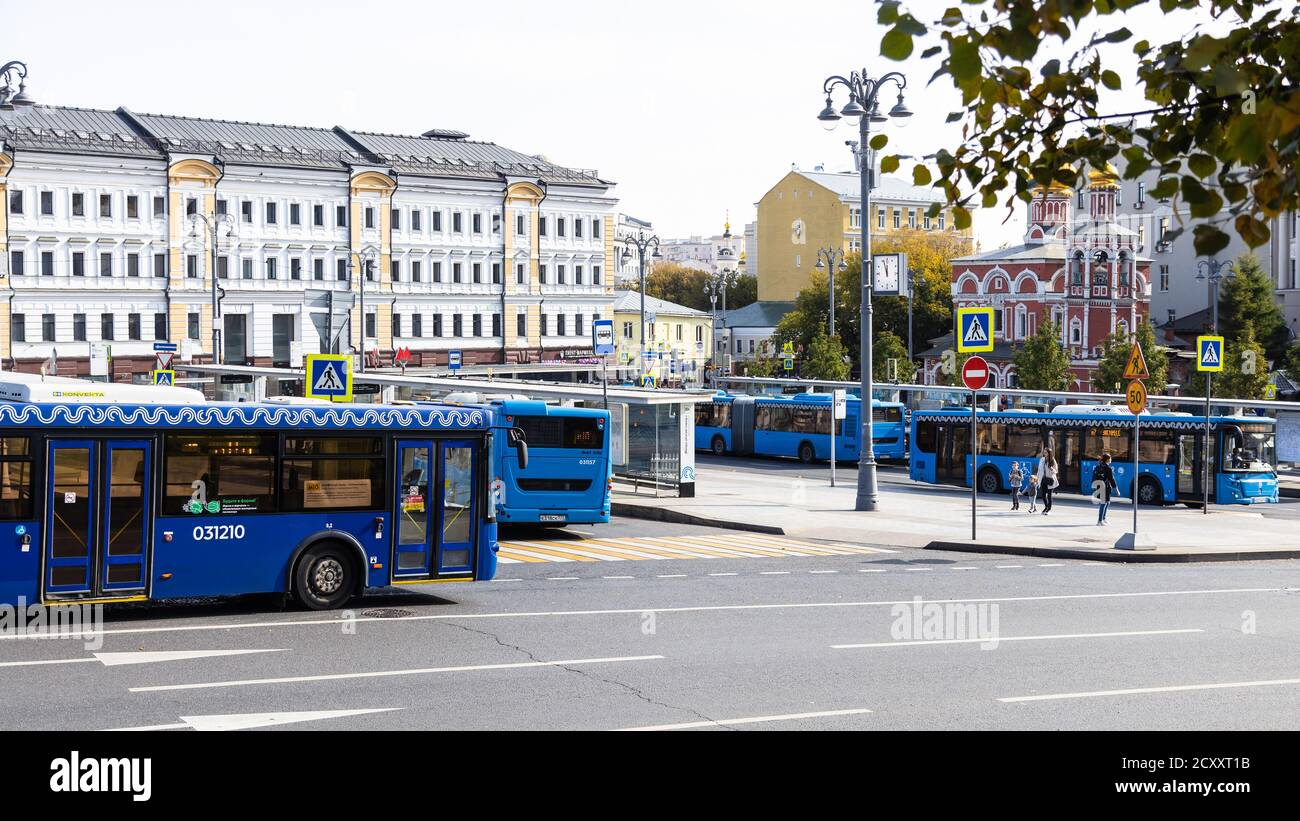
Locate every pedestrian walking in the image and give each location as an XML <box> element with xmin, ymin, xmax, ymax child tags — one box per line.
<box><xmin>1035</xmin><ymin>447</ymin><xmax>1059</xmax><ymax>514</ymax></box>
<box><xmin>1008</xmin><ymin>462</ymin><xmax>1024</xmax><ymax>510</ymax></box>
<box><xmin>1093</xmin><ymin>452</ymin><xmax>1119</xmax><ymax>525</ymax></box>
<box><xmin>1026</xmin><ymin>474</ymin><xmax>1040</xmax><ymax>513</ymax></box>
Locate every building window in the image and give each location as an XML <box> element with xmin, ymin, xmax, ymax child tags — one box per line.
<box><xmin>99</xmin><ymin>252</ymin><xmax>112</xmax><ymax>277</ymax></box>
<box><xmin>215</xmin><ymin>198</ymin><xmax>228</xmax><ymax>216</ymax></box>
<box><xmin>391</xmin><ymin>208</ymin><xmax>400</xmax><ymax>231</ymax></box>
<box><xmin>492</xmin><ymin>262</ymin><xmax>501</xmax><ymax>284</ymax></box>
<box><xmin>153</xmin><ymin>195</ymin><xmax>165</xmax><ymax>217</ymax></box>
<box><xmin>938</xmin><ymin>212</ymin><xmax>946</xmax><ymax>230</ymax></box>
<box><xmin>336</xmin><ymin>259</ymin><xmax>347</xmax><ymax>281</ymax></box>
<box><xmin>432</xmin><ymin>211</ymin><xmax>442</xmax><ymax>231</ymax></box>
<box><xmin>574</xmin><ymin>265</ymin><xmax>584</xmax><ymax>286</ymax></box>
<box><xmin>412</xmin><ymin>210</ymin><xmax>421</xmax><ymax>231</ymax></box>
<box><xmin>99</xmin><ymin>194</ymin><xmax>112</xmax><ymax>218</ymax></box>
<box><xmin>11</xmin><ymin>314</ymin><xmax>24</xmax><ymax>342</ymax></box>
<box><xmin>312</xmin><ymin>258</ymin><xmax>324</xmax><ymax>281</ymax></box>
<box><xmin>558</xmin><ymin>265</ymin><xmax>566</xmax><ymax>285</ymax></box>
<box><xmin>557</xmin><ymin>314</ymin><xmax>567</xmax><ymax>336</ymax></box>
<box><xmin>42</xmin><ymin>313</ymin><xmax>55</xmax><ymax>342</ymax></box>
<box><xmin>473</xmin><ymin>262</ymin><xmax>482</xmax><ymax>284</ymax></box>
<box><xmin>696</xmin><ymin>325</ymin><xmax>704</xmax><ymax>342</ymax></box>
<box><xmin>313</xmin><ymin>204</ymin><xmax>325</xmax><ymax>226</ymax></box>
<box><xmin>1159</xmin><ymin>264</ymin><xmax>1169</xmax><ymax>292</ymax></box>
<box><xmin>187</xmin><ymin>312</ymin><xmax>200</xmax><ymax>340</ymax></box>
<box><xmin>557</xmin><ymin>217</ymin><xmax>567</xmax><ymax>238</ymax></box>
<box><xmin>155</xmin><ymin>313</ymin><xmax>167</xmax><ymax>341</ymax></box>
<box><xmin>291</xmin><ymin>258</ymin><xmax>302</xmax><ymax>280</ymax></box>
<box><xmin>391</xmin><ymin>260</ymin><xmax>401</xmax><ymax>282</ymax></box>
<box><xmin>72</xmin><ymin>252</ymin><xmax>85</xmax><ymax>277</ymax></box>
<box><xmin>412</xmin><ymin>260</ymin><xmax>422</xmax><ymax>283</ymax></box>
<box><xmin>127</xmin><ymin>253</ymin><xmax>140</xmax><ymax>277</ymax></box>
<box><xmin>539</xmin><ymin>264</ymin><xmax>548</xmax><ymax>284</ymax></box>
<box><xmin>924</xmin><ymin>213</ymin><xmax>932</xmax><ymax>230</ymax></box>
<box><xmin>517</xmin><ymin>214</ymin><xmax>526</xmax><ymax>235</ymax></box>
<box><xmin>128</xmin><ymin>313</ymin><xmax>141</xmax><ymax>341</ymax></box>
<box><xmin>574</xmin><ymin>219</ymin><xmax>583</xmax><ymax>239</ymax></box>
<box><xmin>412</xmin><ymin>314</ymin><xmax>423</xmax><ymax>337</ymax></box>
<box><xmin>72</xmin><ymin>192</ymin><xmax>84</xmax><ymax>217</ymax></box>
<box><xmin>593</xmin><ymin>264</ymin><xmax>601</xmax><ymax>283</ymax></box>
<box><xmin>290</xmin><ymin>203</ymin><xmax>301</xmax><ymax>225</ymax></box>
<box><xmin>365</xmin><ymin>313</ymin><xmax>376</xmax><ymax>338</ymax></box>
<box><xmin>101</xmin><ymin>314</ymin><xmax>115</xmax><ymax>341</ymax></box>
<box><xmin>73</xmin><ymin>314</ymin><xmax>87</xmax><ymax>342</ymax></box>
<box><xmin>242</xmin><ymin>201</ymin><xmax>254</xmax><ymax>223</ymax></box>
<box><xmin>8</xmin><ymin>250</ymin><xmax>22</xmax><ymax>277</ymax></box>
<box><xmin>40</xmin><ymin>251</ymin><xmax>53</xmax><ymax>277</ymax></box>
<box><xmin>517</xmin><ymin>313</ymin><xmax>527</xmax><ymax>338</ymax></box>
<box><xmin>187</xmin><ymin>254</ymin><xmax>198</xmax><ymax>278</ymax></box>
<box><xmin>243</xmin><ymin>259</ymin><xmax>254</xmax><ymax>280</ymax></box>
<box><xmin>7</xmin><ymin>190</ymin><xmax>21</xmax><ymax>215</ymax></box>
<box><xmin>472</xmin><ymin>213</ymin><xmax>482</xmax><ymax>234</ymax></box>
<box><xmin>908</xmin><ymin>210</ymin><xmax>916</xmax><ymax>229</ymax></box>
<box><xmin>516</xmin><ymin>263</ymin><xmax>526</xmax><ymax>285</ymax></box>
<box><xmin>433</xmin><ymin>262</ymin><xmax>443</xmax><ymax>283</ymax></box>
<box><xmin>453</xmin><ymin>262</ymin><xmax>462</xmax><ymax>284</ymax></box>
<box><xmin>364</xmin><ymin>207</ymin><xmax>374</xmax><ymax>229</ymax></box>
<box><xmin>540</xmin><ymin>314</ymin><xmax>549</xmax><ymax>336</ymax></box>
<box><xmin>392</xmin><ymin>313</ymin><xmax>403</xmax><ymax>339</ymax></box>
<box><xmin>453</xmin><ymin>314</ymin><xmax>463</xmax><ymax>337</ymax></box>
<box><xmin>492</xmin><ymin>313</ymin><xmax>501</xmax><ymax>337</ymax></box>
<box><xmin>126</xmin><ymin>195</ymin><xmax>139</xmax><ymax>219</ymax></box>
<box><xmin>622</xmin><ymin>321</ymin><xmax>633</xmax><ymax>338</ymax></box>
<box><xmin>472</xmin><ymin>314</ymin><xmax>482</xmax><ymax>337</ymax></box>
<box><xmin>336</xmin><ymin>205</ymin><xmax>347</xmax><ymax>227</ymax></box>
<box><xmin>434</xmin><ymin>314</ymin><xmax>443</xmax><ymax>337</ymax></box>
<box><xmin>266</xmin><ymin>258</ymin><xmax>277</xmax><ymax>280</ymax></box>
<box><xmin>539</xmin><ymin>217</ymin><xmax>548</xmax><ymax>237</ymax></box>
<box><xmin>592</xmin><ymin>219</ymin><xmax>601</xmax><ymax>239</ymax></box>
<box><xmin>186</xmin><ymin>198</ymin><xmax>197</xmax><ymax>217</ymax></box>
<box><xmin>40</xmin><ymin>191</ymin><xmax>53</xmax><ymax>216</ymax></box>
<box><xmin>1070</xmin><ymin>319</ymin><xmax>1082</xmax><ymax>345</ymax></box>
<box><xmin>453</xmin><ymin>212</ymin><xmax>463</xmax><ymax>233</ymax></box>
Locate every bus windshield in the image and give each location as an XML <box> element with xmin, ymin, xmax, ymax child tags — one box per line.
<box><xmin>1225</xmin><ymin>424</ymin><xmax>1276</xmax><ymax>472</ymax></box>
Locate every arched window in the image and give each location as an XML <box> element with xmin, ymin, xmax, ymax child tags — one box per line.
<box><xmin>1117</xmin><ymin>319</ymin><xmax>1129</xmax><ymax>339</ymax></box>
<box><xmin>1071</xmin><ymin>252</ymin><xmax>1085</xmax><ymax>285</ymax></box>
<box><xmin>1015</xmin><ymin>304</ymin><xmax>1028</xmax><ymax>339</ymax></box>
<box><xmin>1070</xmin><ymin>318</ymin><xmax>1083</xmax><ymax>345</ymax></box>
<box><xmin>1092</xmin><ymin>250</ymin><xmax>1109</xmax><ymax>286</ymax></box>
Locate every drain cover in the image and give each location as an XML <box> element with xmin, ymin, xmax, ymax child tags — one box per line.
<box><xmin>361</xmin><ymin>608</ymin><xmax>414</xmax><ymax>619</ymax></box>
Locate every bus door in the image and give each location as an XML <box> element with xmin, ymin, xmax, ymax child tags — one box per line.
<box><xmin>1174</xmin><ymin>432</ymin><xmax>1211</xmax><ymax>501</ymax></box>
<box><xmin>393</xmin><ymin>439</ymin><xmax>477</xmax><ymax>579</ymax></box>
<box><xmin>936</xmin><ymin>424</ymin><xmax>968</xmax><ymax>484</ymax></box>
<box><xmin>1053</xmin><ymin>432</ymin><xmax>1082</xmax><ymax>492</ymax></box>
<box><xmin>43</xmin><ymin>439</ymin><xmax>153</xmax><ymax>600</ymax></box>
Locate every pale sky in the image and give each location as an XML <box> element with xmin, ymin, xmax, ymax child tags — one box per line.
<box><xmin>6</xmin><ymin>0</ymin><xmax>1227</xmax><ymax>249</ymax></box>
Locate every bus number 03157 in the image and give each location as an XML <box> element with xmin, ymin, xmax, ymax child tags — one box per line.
<box><xmin>193</xmin><ymin>524</ymin><xmax>247</xmax><ymax>541</ymax></box>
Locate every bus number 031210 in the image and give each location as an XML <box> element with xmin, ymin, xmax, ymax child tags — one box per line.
<box><xmin>193</xmin><ymin>524</ymin><xmax>247</xmax><ymax>541</ymax></box>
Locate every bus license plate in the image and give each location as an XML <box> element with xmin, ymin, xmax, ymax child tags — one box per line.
<box><xmin>539</xmin><ymin>514</ymin><xmax>566</xmax><ymax>522</ymax></box>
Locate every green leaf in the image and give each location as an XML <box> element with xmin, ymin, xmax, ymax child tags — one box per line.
<box><xmin>881</xmin><ymin>27</ymin><xmax>914</xmax><ymax>61</ymax></box>
<box><xmin>1103</xmin><ymin>27</ymin><xmax>1132</xmax><ymax>43</ymax></box>
<box><xmin>1101</xmin><ymin>70</ymin><xmax>1121</xmax><ymax>90</ymax></box>
<box><xmin>1187</xmin><ymin>153</ymin><xmax>1217</xmax><ymax>178</ymax></box>
<box><xmin>1041</xmin><ymin>59</ymin><xmax>1061</xmax><ymax>77</ymax></box>
<box><xmin>953</xmin><ymin>206</ymin><xmax>972</xmax><ymax>230</ymax></box>
<box><xmin>1188</xmin><ymin>189</ymin><xmax>1223</xmax><ymax>219</ymax></box>
<box><xmin>869</xmin><ymin>134</ymin><xmax>889</xmax><ymax>150</ymax></box>
<box><xmin>913</xmin><ymin>165</ymin><xmax>932</xmax><ymax>185</ymax></box>
<box><xmin>1192</xmin><ymin>224</ymin><xmax>1231</xmax><ymax>256</ymax></box>
<box><xmin>949</xmin><ymin>38</ymin><xmax>981</xmax><ymax>83</ymax></box>
<box><xmin>880</xmin><ymin>155</ymin><xmax>901</xmax><ymax>174</ymax></box>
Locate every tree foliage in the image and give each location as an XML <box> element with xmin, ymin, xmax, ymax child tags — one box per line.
<box><xmin>804</xmin><ymin>333</ymin><xmax>852</xmax><ymax>381</ymax></box>
<box><xmin>1189</xmin><ymin>321</ymin><xmax>1270</xmax><ymax>399</ymax></box>
<box><xmin>1093</xmin><ymin>319</ymin><xmax>1170</xmax><ymax>393</ymax></box>
<box><xmin>1012</xmin><ymin>319</ymin><xmax>1073</xmax><ymax>391</ymax></box>
<box><xmin>1217</xmin><ymin>252</ymin><xmax>1288</xmax><ymax>364</ymax></box>
<box><xmin>877</xmin><ymin>0</ymin><xmax>1300</xmax><ymax>255</ymax></box>
<box><xmin>873</xmin><ymin>330</ymin><xmax>917</xmax><ymax>383</ymax></box>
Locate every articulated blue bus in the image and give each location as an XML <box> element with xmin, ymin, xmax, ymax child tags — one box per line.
<box><xmin>0</xmin><ymin>389</ymin><xmax>505</xmax><ymax>610</ymax></box>
<box><xmin>909</xmin><ymin>406</ymin><xmax>1279</xmax><ymax>505</ymax></box>
<box><xmin>695</xmin><ymin>392</ymin><xmax>908</xmax><ymax>464</ymax></box>
<box><xmin>482</xmin><ymin>398</ymin><xmax>611</xmax><ymax>525</ymax></box>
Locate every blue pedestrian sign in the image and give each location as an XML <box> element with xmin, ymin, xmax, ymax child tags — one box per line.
<box><xmin>592</xmin><ymin>319</ymin><xmax>615</xmax><ymax>356</ymax></box>
<box><xmin>152</xmin><ymin>369</ymin><xmax>175</xmax><ymax>386</ymax></box>
<box><xmin>448</xmin><ymin>350</ymin><xmax>462</xmax><ymax>371</ymax></box>
<box><xmin>956</xmin><ymin>307</ymin><xmax>995</xmax><ymax>353</ymax></box>
<box><xmin>304</xmin><ymin>353</ymin><xmax>353</xmax><ymax>401</ymax></box>
<box><xmin>1196</xmin><ymin>335</ymin><xmax>1224</xmax><ymax>372</ymax></box>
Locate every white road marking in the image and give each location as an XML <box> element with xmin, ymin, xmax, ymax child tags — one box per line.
<box><xmin>656</xmin><ymin>574</ymin><xmax>688</xmax><ymax>579</ymax></box>
<box><xmin>0</xmin><ymin>648</ymin><xmax>284</xmax><ymax>669</ymax></box>
<box><xmin>546</xmin><ymin>576</ymin><xmax>579</xmax><ymax>581</ymax></box>
<box><xmin>832</xmin><ymin>628</ymin><xmax>1203</xmax><ymax>650</ymax></box>
<box><xmin>905</xmin><ymin>568</ymin><xmax>934</xmax><ymax>572</ymax></box>
<box><xmin>494</xmin><ymin>578</ymin><xmax>523</xmax><ymax>582</ymax></box>
<box><xmin>809</xmin><ymin>570</ymin><xmax>838</xmax><ymax>574</ymax></box>
<box><xmin>950</xmin><ymin>567</ymin><xmax>979</xmax><ymax>571</ymax></box>
<box><xmin>129</xmin><ymin>655</ymin><xmax>665</xmax><ymax>693</ymax></box>
<box><xmin>996</xmin><ymin>565</ymin><xmax>1023</xmax><ymax>569</ymax></box>
<box><xmin>108</xmin><ymin>708</ymin><xmax>401</xmax><ymax>732</ymax></box>
<box><xmin>708</xmin><ymin>572</ymin><xmax>738</xmax><ymax>577</ymax></box>
<box><xmin>1037</xmin><ymin>563</ymin><xmax>1067</xmax><ymax>567</ymax></box>
<box><xmin>858</xmin><ymin>569</ymin><xmax>888</xmax><ymax>573</ymax></box>
<box><xmin>760</xmin><ymin>571</ymin><xmax>790</xmax><ymax>575</ymax></box>
<box><xmin>602</xmin><ymin>576</ymin><xmax>635</xmax><ymax>580</ymax></box>
<box><xmin>618</xmin><ymin>708</ymin><xmax>872</xmax><ymax>731</ymax></box>
<box><xmin>4</xmin><ymin>588</ymin><xmax>1275</xmax><ymax>639</ymax></box>
<box><xmin>1000</xmin><ymin>677</ymin><xmax>1300</xmax><ymax>703</ymax></box>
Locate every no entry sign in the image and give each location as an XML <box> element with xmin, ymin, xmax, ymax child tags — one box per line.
<box><xmin>961</xmin><ymin>355</ymin><xmax>990</xmax><ymax>391</ymax></box>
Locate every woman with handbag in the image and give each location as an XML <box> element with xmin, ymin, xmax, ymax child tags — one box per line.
<box><xmin>1034</xmin><ymin>447</ymin><xmax>1059</xmax><ymax>515</ymax></box>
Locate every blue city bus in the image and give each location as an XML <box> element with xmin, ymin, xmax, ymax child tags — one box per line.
<box><xmin>695</xmin><ymin>392</ymin><xmax>908</xmax><ymax>464</ymax></box>
<box><xmin>0</xmin><ymin>396</ymin><xmax>506</xmax><ymax>610</ymax></box>
<box><xmin>909</xmin><ymin>406</ymin><xmax>1279</xmax><ymax>505</ymax></box>
<box><xmin>484</xmin><ymin>399</ymin><xmax>612</xmax><ymax>525</ymax></box>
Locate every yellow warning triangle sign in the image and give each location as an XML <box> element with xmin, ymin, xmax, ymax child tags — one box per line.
<box><xmin>1122</xmin><ymin>342</ymin><xmax>1150</xmax><ymax>380</ymax></box>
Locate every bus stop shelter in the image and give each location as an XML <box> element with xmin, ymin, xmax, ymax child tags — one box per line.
<box><xmin>177</xmin><ymin>363</ymin><xmax>712</xmax><ymax>497</ymax></box>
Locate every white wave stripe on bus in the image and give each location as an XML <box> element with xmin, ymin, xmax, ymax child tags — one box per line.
<box><xmin>0</xmin><ymin>403</ymin><xmax>486</xmax><ymax>430</ymax></box>
<box><xmin>495</xmin><ymin>534</ymin><xmax>892</xmax><ymax>563</ymax></box>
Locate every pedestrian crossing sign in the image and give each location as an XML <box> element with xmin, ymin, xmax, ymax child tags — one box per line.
<box><xmin>305</xmin><ymin>353</ymin><xmax>353</xmax><ymax>401</ymax></box>
<box><xmin>1196</xmin><ymin>335</ymin><xmax>1224</xmax><ymax>372</ymax></box>
<box><xmin>152</xmin><ymin>369</ymin><xmax>175</xmax><ymax>387</ymax></box>
<box><xmin>956</xmin><ymin>307</ymin><xmax>995</xmax><ymax>353</ymax></box>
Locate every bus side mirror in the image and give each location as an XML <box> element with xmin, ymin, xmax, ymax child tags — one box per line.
<box><xmin>508</xmin><ymin>428</ymin><xmax>529</xmax><ymax>470</ymax></box>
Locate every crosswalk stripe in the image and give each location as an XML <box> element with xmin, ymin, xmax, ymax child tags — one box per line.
<box><xmin>494</xmin><ymin>533</ymin><xmax>888</xmax><ymax>564</ymax></box>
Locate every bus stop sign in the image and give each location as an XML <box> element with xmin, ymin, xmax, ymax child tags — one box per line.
<box><xmin>961</xmin><ymin>355</ymin><xmax>989</xmax><ymax>391</ymax></box>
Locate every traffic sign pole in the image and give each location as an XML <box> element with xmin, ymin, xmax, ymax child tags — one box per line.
<box><xmin>971</xmin><ymin>388</ymin><xmax>978</xmax><ymax>541</ymax></box>
<box><xmin>1195</xmin><ymin>335</ymin><xmax>1223</xmax><ymax>516</ymax></box>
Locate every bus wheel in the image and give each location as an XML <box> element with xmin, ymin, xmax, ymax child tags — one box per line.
<box><xmin>798</xmin><ymin>442</ymin><xmax>816</xmax><ymax>464</ymax></box>
<box><xmin>977</xmin><ymin>467</ymin><xmax>1001</xmax><ymax>494</ymax></box>
<box><xmin>711</xmin><ymin>435</ymin><xmax>727</xmax><ymax>456</ymax></box>
<box><xmin>294</xmin><ymin>543</ymin><xmax>356</xmax><ymax>610</ymax></box>
<box><xmin>1137</xmin><ymin>477</ymin><xmax>1164</xmax><ymax>506</ymax></box>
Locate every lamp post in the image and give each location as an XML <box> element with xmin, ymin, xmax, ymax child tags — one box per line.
<box><xmin>620</xmin><ymin>231</ymin><xmax>662</xmax><ymax>383</ymax></box>
<box><xmin>705</xmin><ymin>266</ymin><xmax>738</xmax><ymax>388</ymax></box>
<box><xmin>818</xmin><ymin>68</ymin><xmax>911</xmax><ymax>511</ymax></box>
<box><xmin>0</xmin><ymin>61</ymin><xmax>35</xmax><ymax>110</ymax></box>
<box><xmin>187</xmin><ymin>212</ymin><xmax>237</xmax><ymax>364</ymax></box>
<box><xmin>814</xmin><ymin>247</ymin><xmax>847</xmax><ymax>338</ymax></box>
<box><xmin>354</xmin><ymin>244</ymin><xmax>379</xmax><ymax>373</ymax></box>
<box><xmin>1194</xmin><ymin>258</ymin><xmax>1234</xmax><ymax>514</ymax></box>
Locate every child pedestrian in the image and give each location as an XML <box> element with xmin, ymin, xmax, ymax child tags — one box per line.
<box><xmin>1026</xmin><ymin>474</ymin><xmax>1040</xmax><ymax>513</ymax></box>
<box><xmin>1008</xmin><ymin>462</ymin><xmax>1024</xmax><ymax>510</ymax></box>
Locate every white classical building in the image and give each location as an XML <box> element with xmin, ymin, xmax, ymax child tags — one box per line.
<box><xmin>0</xmin><ymin>104</ymin><xmax>618</xmax><ymax>377</ymax></box>
<box><xmin>614</xmin><ymin>213</ymin><xmax>654</xmax><ymax>286</ymax></box>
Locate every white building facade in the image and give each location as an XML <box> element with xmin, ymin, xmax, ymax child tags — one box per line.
<box><xmin>0</xmin><ymin>105</ymin><xmax>618</xmax><ymax>377</ymax></box>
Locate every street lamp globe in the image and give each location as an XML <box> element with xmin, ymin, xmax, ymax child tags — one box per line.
<box><xmin>840</xmin><ymin>97</ymin><xmax>866</xmax><ymax>119</ymax></box>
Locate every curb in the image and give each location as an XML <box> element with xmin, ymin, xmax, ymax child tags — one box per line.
<box><xmin>924</xmin><ymin>540</ymin><xmax>1300</xmax><ymax>563</ymax></box>
<box><xmin>611</xmin><ymin>502</ymin><xmax>786</xmax><ymax>535</ymax></box>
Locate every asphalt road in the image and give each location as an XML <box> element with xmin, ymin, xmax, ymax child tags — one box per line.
<box><xmin>4</xmin><ymin>520</ymin><xmax>1300</xmax><ymax>731</ymax></box>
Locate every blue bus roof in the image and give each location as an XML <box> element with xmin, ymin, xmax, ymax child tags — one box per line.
<box><xmin>708</xmin><ymin>392</ymin><xmax>902</xmax><ymax>407</ymax></box>
<box><xmin>492</xmin><ymin>399</ymin><xmax>608</xmax><ymax>419</ymax></box>
<box><xmin>0</xmin><ymin>401</ymin><xmax>493</xmax><ymax>432</ymax></box>
<box><xmin>912</xmin><ymin>409</ymin><xmax>1274</xmax><ymax>429</ymax></box>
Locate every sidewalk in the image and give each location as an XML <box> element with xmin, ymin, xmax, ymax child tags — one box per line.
<box><xmin>613</xmin><ymin>467</ymin><xmax>1300</xmax><ymax>562</ymax></box>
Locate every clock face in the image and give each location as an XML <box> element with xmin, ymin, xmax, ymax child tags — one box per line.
<box><xmin>874</xmin><ymin>255</ymin><xmax>899</xmax><ymax>291</ymax></box>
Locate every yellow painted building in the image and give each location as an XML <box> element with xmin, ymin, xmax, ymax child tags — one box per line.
<box><xmin>613</xmin><ymin>290</ymin><xmax>711</xmax><ymax>384</ymax></box>
<box><xmin>755</xmin><ymin>166</ymin><xmax>975</xmax><ymax>301</ymax></box>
